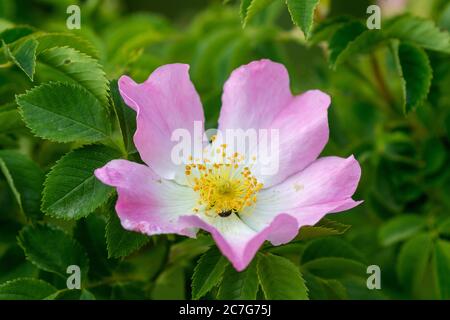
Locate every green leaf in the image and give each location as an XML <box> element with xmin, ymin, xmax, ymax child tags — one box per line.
<box><xmin>301</xmin><ymin>257</ymin><xmax>366</xmax><ymax>279</ymax></box>
<box><xmin>110</xmin><ymin>79</ymin><xmax>136</xmax><ymax>153</ymax></box>
<box><xmin>309</xmin><ymin>16</ymin><xmax>352</xmax><ymax>44</ymax></box>
<box><xmin>295</xmin><ymin>218</ymin><xmax>350</xmax><ymax>241</ymax></box>
<box><xmin>106</xmin><ymin>210</ymin><xmax>149</xmax><ymax>258</ymax></box>
<box><xmin>3</xmin><ymin>38</ymin><xmax>38</xmax><ymax>80</ymax></box>
<box><xmin>169</xmin><ymin>234</ymin><xmax>213</xmax><ymax>265</ymax></box>
<box><xmin>42</xmin><ymin>145</ymin><xmax>120</xmax><ymax>220</ymax></box>
<box><xmin>301</xmin><ymin>237</ymin><xmax>365</xmax><ymax>263</ymax></box>
<box><xmin>38</xmin><ymin>46</ymin><xmax>109</xmax><ymax>106</ymax></box>
<box><xmin>433</xmin><ymin>240</ymin><xmax>450</xmax><ymax>300</ymax></box>
<box><xmin>0</xmin><ymin>150</ymin><xmax>44</xmax><ymax>218</ymax></box>
<box><xmin>257</xmin><ymin>253</ymin><xmax>309</xmax><ymax>300</ymax></box>
<box><xmin>0</xmin><ymin>103</ymin><xmax>23</xmax><ymax>133</ymax></box>
<box><xmin>45</xmin><ymin>289</ymin><xmax>96</xmax><ymax>300</ymax></box>
<box><xmin>397</xmin><ymin>233</ymin><xmax>433</xmax><ymax>292</ymax></box>
<box><xmin>393</xmin><ymin>42</ymin><xmax>433</xmax><ymax>113</ymax></box>
<box><xmin>332</xmin><ymin>29</ymin><xmax>385</xmax><ymax>67</ymax></box>
<box><xmin>240</xmin><ymin>0</ymin><xmax>273</xmax><ymax>27</ymax></box>
<box><xmin>18</xmin><ymin>224</ymin><xmax>89</xmax><ymax>279</ymax></box>
<box><xmin>328</xmin><ymin>21</ymin><xmax>366</xmax><ymax>68</ymax></box>
<box><xmin>35</xmin><ymin>32</ymin><xmax>99</xmax><ymax>58</ymax></box>
<box><xmin>286</xmin><ymin>0</ymin><xmax>320</xmax><ymax>39</ymax></box>
<box><xmin>217</xmin><ymin>260</ymin><xmax>259</xmax><ymax>299</ymax></box>
<box><xmin>191</xmin><ymin>246</ymin><xmax>228</xmax><ymax>300</ymax></box>
<box><xmin>16</xmin><ymin>82</ymin><xmax>111</xmax><ymax>143</ymax></box>
<box><xmin>152</xmin><ymin>266</ymin><xmax>186</xmax><ymax>300</ymax></box>
<box><xmin>378</xmin><ymin>214</ymin><xmax>427</xmax><ymax>246</ymax></box>
<box><xmin>385</xmin><ymin>14</ymin><xmax>450</xmax><ymax>53</ymax></box>
<box><xmin>0</xmin><ymin>26</ymin><xmax>35</xmax><ymax>44</ymax></box>
<box><xmin>0</xmin><ymin>278</ymin><xmax>57</xmax><ymax>300</ymax></box>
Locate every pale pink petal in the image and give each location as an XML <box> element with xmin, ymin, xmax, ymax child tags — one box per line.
<box><xmin>118</xmin><ymin>64</ymin><xmax>205</xmax><ymax>181</ymax></box>
<box><xmin>251</xmin><ymin>90</ymin><xmax>331</xmax><ymax>187</ymax></box>
<box><xmin>94</xmin><ymin>159</ymin><xmax>198</xmax><ymax>237</ymax></box>
<box><xmin>217</xmin><ymin>60</ymin><xmax>331</xmax><ymax>187</ymax></box>
<box><xmin>242</xmin><ymin>156</ymin><xmax>362</xmax><ymax>231</ymax></box>
<box><xmin>218</xmin><ymin>59</ymin><xmax>292</xmax><ymax>131</ymax></box>
<box><xmin>180</xmin><ymin>213</ymin><xmax>299</xmax><ymax>271</ymax></box>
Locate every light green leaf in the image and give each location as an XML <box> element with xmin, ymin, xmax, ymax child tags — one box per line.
<box><xmin>191</xmin><ymin>246</ymin><xmax>228</xmax><ymax>300</ymax></box>
<box><xmin>0</xmin><ymin>278</ymin><xmax>57</xmax><ymax>300</ymax></box>
<box><xmin>0</xmin><ymin>150</ymin><xmax>44</xmax><ymax>218</ymax></box>
<box><xmin>257</xmin><ymin>253</ymin><xmax>308</xmax><ymax>300</ymax></box>
<box><xmin>3</xmin><ymin>38</ymin><xmax>38</xmax><ymax>80</ymax></box>
<box><xmin>106</xmin><ymin>210</ymin><xmax>149</xmax><ymax>258</ymax></box>
<box><xmin>35</xmin><ymin>32</ymin><xmax>99</xmax><ymax>58</ymax></box>
<box><xmin>397</xmin><ymin>233</ymin><xmax>433</xmax><ymax>292</ymax></box>
<box><xmin>240</xmin><ymin>0</ymin><xmax>274</xmax><ymax>27</ymax></box>
<box><xmin>18</xmin><ymin>224</ymin><xmax>89</xmax><ymax>279</ymax></box>
<box><xmin>378</xmin><ymin>214</ymin><xmax>427</xmax><ymax>246</ymax></box>
<box><xmin>393</xmin><ymin>42</ymin><xmax>433</xmax><ymax>114</ymax></box>
<box><xmin>16</xmin><ymin>82</ymin><xmax>111</xmax><ymax>143</ymax></box>
<box><xmin>286</xmin><ymin>0</ymin><xmax>320</xmax><ymax>39</ymax></box>
<box><xmin>42</xmin><ymin>145</ymin><xmax>120</xmax><ymax>220</ymax></box>
<box><xmin>217</xmin><ymin>260</ymin><xmax>259</xmax><ymax>300</ymax></box>
<box><xmin>38</xmin><ymin>46</ymin><xmax>109</xmax><ymax>106</ymax></box>
<box><xmin>385</xmin><ymin>14</ymin><xmax>450</xmax><ymax>53</ymax></box>
<box><xmin>433</xmin><ymin>240</ymin><xmax>450</xmax><ymax>300</ymax></box>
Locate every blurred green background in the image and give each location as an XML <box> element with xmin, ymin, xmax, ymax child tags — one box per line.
<box><xmin>1</xmin><ymin>0</ymin><xmax>450</xmax><ymax>300</ymax></box>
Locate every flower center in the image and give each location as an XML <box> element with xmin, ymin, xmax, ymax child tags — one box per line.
<box><xmin>185</xmin><ymin>144</ymin><xmax>263</xmax><ymax>217</ymax></box>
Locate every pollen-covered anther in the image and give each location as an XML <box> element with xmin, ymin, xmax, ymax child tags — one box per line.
<box><xmin>185</xmin><ymin>150</ymin><xmax>263</xmax><ymax>217</ymax></box>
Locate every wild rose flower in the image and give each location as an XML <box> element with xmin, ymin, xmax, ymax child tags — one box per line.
<box><xmin>94</xmin><ymin>59</ymin><xmax>362</xmax><ymax>271</ymax></box>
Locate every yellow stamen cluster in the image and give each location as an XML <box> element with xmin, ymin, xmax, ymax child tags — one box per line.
<box><xmin>185</xmin><ymin>144</ymin><xmax>263</xmax><ymax>217</ymax></box>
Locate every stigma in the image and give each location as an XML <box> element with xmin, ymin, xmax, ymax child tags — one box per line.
<box><xmin>185</xmin><ymin>143</ymin><xmax>263</xmax><ymax>217</ymax></box>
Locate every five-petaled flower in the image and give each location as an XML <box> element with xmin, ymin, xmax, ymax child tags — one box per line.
<box><xmin>94</xmin><ymin>59</ymin><xmax>362</xmax><ymax>271</ymax></box>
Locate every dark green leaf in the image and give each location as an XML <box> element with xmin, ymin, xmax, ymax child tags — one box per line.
<box><xmin>0</xmin><ymin>150</ymin><xmax>44</xmax><ymax>218</ymax></box>
<box><xmin>106</xmin><ymin>210</ymin><xmax>149</xmax><ymax>258</ymax></box>
<box><xmin>191</xmin><ymin>246</ymin><xmax>228</xmax><ymax>300</ymax></box>
<box><xmin>295</xmin><ymin>218</ymin><xmax>350</xmax><ymax>241</ymax></box>
<box><xmin>3</xmin><ymin>38</ymin><xmax>38</xmax><ymax>80</ymax></box>
<box><xmin>301</xmin><ymin>237</ymin><xmax>365</xmax><ymax>263</ymax></box>
<box><xmin>257</xmin><ymin>253</ymin><xmax>308</xmax><ymax>300</ymax></box>
<box><xmin>328</xmin><ymin>21</ymin><xmax>366</xmax><ymax>68</ymax></box>
<box><xmin>393</xmin><ymin>42</ymin><xmax>433</xmax><ymax>113</ymax></box>
<box><xmin>42</xmin><ymin>145</ymin><xmax>120</xmax><ymax>219</ymax></box>
<box><xmin>110</xmin><ymin>79</ymin><xmax>136</xmax><ymax>153</ymax></box>
<box><xmin>16</xmin><ymin>82</ymin><xmax>111</xmax><ymax>143</ymax></box>
<box><xmin>18</xmin><ymin>224</ymin><xmax>89</xmax><ymax>279</ymax></box>
<box><xmin>152</xmin><ymin>266</ymin><xmax>186</xmax><ymax>300</ymax></box>
<box><xmin>0</xmin><ymin>278</ymin><xmax>57</xmax><ymax>300</ymax></box>
<box><xmin>301</xmin><ymin>257</ymin><xmax>366</xmax><ymax>279</ymax></box>
<box><xmin>378</xmin><ymin>214</ymin><xmax>426</xmax><ymax>246</ymax></box>
<box><xmin>433</xmin><ymin>240</ymin><xmax>450</xmax><ymax>300</ymax></box>
<box><xmin>397</xmin><ymin>233</ymin><xmax>433</xmax><ymax>292</ymax></box>
<box><xmin>217</xmin><ymin>260</ymin><xmax>259</xmax><ymax>300</ymax></box>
